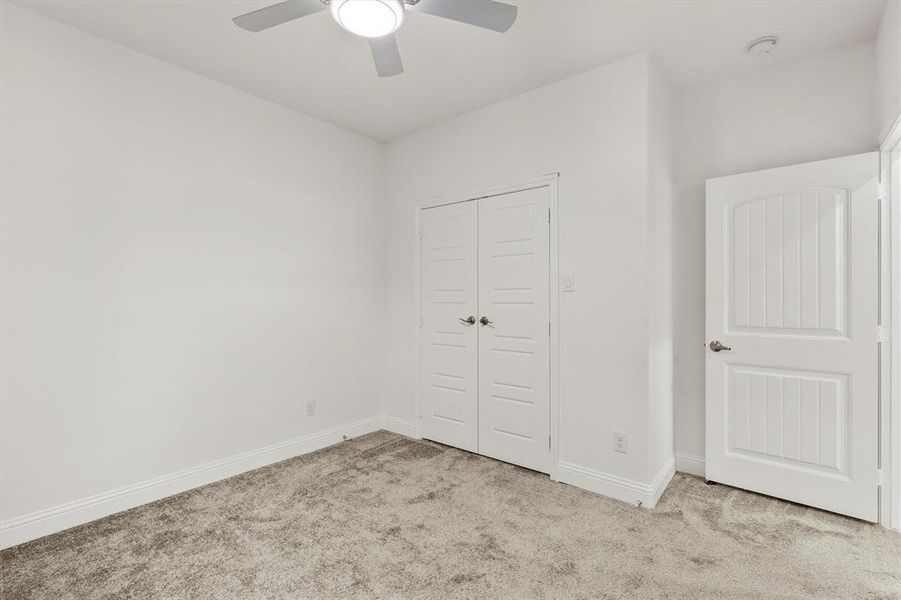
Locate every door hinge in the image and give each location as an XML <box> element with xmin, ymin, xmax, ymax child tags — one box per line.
<box><xmin>877</xmin><ymin>325</ymin><xmax>889</xmax><ymax>343</ymax></box>
<box><xmin>877</xmin><ymin>182</ymin><xmax>887</xmax><ymax>201</ymax></box>
<box><xmin>877</xmin><ymin>468</ymin><xmax>887</xmax><ymax>486</ymax></box>
<box><xmin>548</xmin><ymin>208</ymin><xmax>551</xmax><ymax>223</ymax></box>
<box><xmin>548</xmin><ymin>435</ymin><xmax>551</xmax><ymax>450</ymax></box>
<box><xmin>418</xmin><ymin>314</ymin><xmax>423</xmax><ymax>328</ymax></box>
<box><xmin>548</xmin><ymin>321</ymin><xmax>551</xmax><ymax>336</ymax></box>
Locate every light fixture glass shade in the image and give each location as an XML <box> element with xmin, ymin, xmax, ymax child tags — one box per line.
<box><xmin>330</xmin><ymin>0</ymin><xmax>405</xmax><ymax>38</ymax></box>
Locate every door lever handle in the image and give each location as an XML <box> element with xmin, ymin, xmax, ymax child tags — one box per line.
<box><xmin>479</xmin><ymin>316</ymin><xmax>493</xmax><ymax>326</ymax></box>
<box><xmin>459</xmin><ymin>316</ymin><xmax>476</xmax><ymax>325</ymax></box>
<box><xmin>709</xmin><ymin>340</ymin><xmax>731</xmax><ymax>352</ymax></box>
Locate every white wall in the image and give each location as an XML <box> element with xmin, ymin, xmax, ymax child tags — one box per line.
<box><xmin>672</xmin><ymin>43</ymin><xmax>879</xmax><ymax>464</ymax></box>
<box><xmin>647</xmin><ymin>62</ymin><xmax>675</xmax><ymax>482</ymax></box>
<box><xmin>878</xmin><ymin>0</ymin><xmax>901</xmax><ymax>139</ymax></box>
<box><xmin>384</xmin><ymin>53</ymin><xmax>674</xmax><ymax>499</ymax></box>
<box><xmin>0</xmin><ymin>3</ymin><xmax>386</xmax><ymax>526</ymax></box>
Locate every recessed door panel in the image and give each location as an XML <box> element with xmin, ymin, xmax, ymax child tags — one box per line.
<box><xmin>725</xmin><ymin>365</ymin><xmax>848</xmax><ymax>475</ymax></box>
<box><xmin>707</xmin><ymin>153</ymin><xmax>878</xmax><ymax>521</ymax></box>
<box><xmin>728</xmin><ymin>188</ymin><xmax>849</xmax><ymax>337</ymax></box>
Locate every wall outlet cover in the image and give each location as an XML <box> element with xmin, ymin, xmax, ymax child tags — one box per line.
<box><xmin>614</xmin><ymin>431</ymin><xmax>628</xmax><ymax>453</ymax></box>
<box><xmin>305</xmin><ymin>400</ymin><xmax>316</xmax><ymax>417</ymax></box>
<box><xmin>561</xmin><ymin>272</ymin><xmax>575</xmax><ymax>292</ymax></box>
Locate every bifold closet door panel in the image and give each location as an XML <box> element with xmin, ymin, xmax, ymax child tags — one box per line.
<box><xmin>478</xmin><ymin>187</ymin><xmax>551</xmax><ymax>473</ymax></box>
<box><xmin>420</xmin><ymin>201</ymin><xmax>479</xmax><ymax>452</ymax></box>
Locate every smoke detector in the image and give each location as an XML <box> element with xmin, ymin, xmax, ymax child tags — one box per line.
<box><xmin>746</xmin><ymin>36</ymin><xmax>779</xmax><ymax>56</ymax></box>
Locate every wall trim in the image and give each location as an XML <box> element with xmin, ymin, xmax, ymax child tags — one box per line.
<box><xmin>880</xmin><ymin>115</ymin><xmax>901</xmax><ymax>532</ymax></box>
<box><xmin>650</xmin><ymin>457</ymin><xmax>676</xmax><ymax>506</ymax></box>
<box><xmin>0</xmin><ymin>416</ymin><xmax>384</xmax><ymax>550</ymax></box>
<box><xmin>675</xmin><ymin>452</ymin><xmax>706</xmax><ymax>477</ymax></box>
<box><xmin>556</xmin><ymin>457</ymin><xmax>675</xmax><ymax>509</ymax></box>
<box><xmin>1</xmin><ymin>411</ymin><xmax>695</xmax><ymax>550</ymax></box>
<box><xmin>879</xmin><ymin>110</ymin><xmax>901</xmax><ymax>152</ymax></box>
<box><xmin>382</xmin><ymin>416</ymin><xmax>417</xmax><ymax>438</ymax></box>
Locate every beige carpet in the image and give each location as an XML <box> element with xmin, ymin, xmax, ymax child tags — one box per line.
<box><xmin>1</xmin><ymin>431</ymin><xmax>900</xmax><ymax>599</ymax></box>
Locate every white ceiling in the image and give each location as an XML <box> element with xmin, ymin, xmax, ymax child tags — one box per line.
<box><xmin>11</xmin><ymin>0</ymin><xmax>886</xmax><ymax>141</ymax></box>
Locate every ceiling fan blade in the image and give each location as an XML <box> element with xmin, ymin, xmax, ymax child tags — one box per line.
<box><xmin>410</xmin><ymin>0</ymin><xmax>517</xmax><ymax>33</ymax></box>
<box><xmin>233</xmin><ymin>0</ymin><xmax>324</xmax><ymax>33</ymax></box>
<box><xmin>369</xmin><ymin>35</ymin><xmax>404</xmax><ymax>77</ymax></box>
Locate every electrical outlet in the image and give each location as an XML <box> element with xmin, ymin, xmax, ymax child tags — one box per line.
<box><xmin>614</xmin><ymin>431</ymin><xmax>628</xmax><ymax>454</ymax></box>
<box><xmin>561</xmin><ymin>272</ymin><xmax>576</xmax><ymax>292</ymax></box>
<box><xmin>305</xmin><ymin>399</ymin><xmax>316</xmax><ymax>417</ymax></box>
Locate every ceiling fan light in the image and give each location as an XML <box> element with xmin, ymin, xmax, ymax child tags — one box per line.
<box><xmin>330</xmin><ymin>0</ymin><xmax>405</xmax><ymax>38</ymax></box>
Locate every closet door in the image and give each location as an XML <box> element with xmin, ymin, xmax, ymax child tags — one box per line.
<box><xmin>420</xmin><ymin>201</ymin><xmax>479</xmax><ymax>452</ymax></box>
<box><xmin>478</xmin><ymin>187</ymin><xmax>551</xmax><ymax>473</ymax></box>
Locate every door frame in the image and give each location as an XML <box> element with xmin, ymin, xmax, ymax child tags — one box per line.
<box><xmin>414</xmin><ymin>174</ymin><xmax>561</xmax><ymax>480</ymax></box>
<box><xmin>880</xmin><ymin>113</ymin><xmax>901</xmax><ymax>532</ymax></box>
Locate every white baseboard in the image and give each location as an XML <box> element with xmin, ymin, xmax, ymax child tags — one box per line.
<box><xmin>0</xmin><ymin>416</ymin><xmax>383</xmax><ymax>550</ymax></box>
<box><xmin>650</xmin><ymin>457</ymin><xmax>676</xmax><ymax>506</ymax></box>
<box><xmin>675</xmin><ymin>452</ymin><xmax>706</xmax><ymax>477</ymax></box>
<box><xmin>556</xmin><ymin>457</ymin><xmax>675</xmax><ymax>509</ymax></box>
<box><xmin>1</xmin><ymin>417</ymin><xmax>704</xmax><ymax>549</ymax></box>
<box><xmin>382</xmin><ymin>416</ymin><xmax>416</xmax><ymax>438</ymax></box>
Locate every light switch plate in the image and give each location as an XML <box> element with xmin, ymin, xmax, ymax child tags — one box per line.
<box><xmin>561</xmin><ymin>272</ymin><xmax>575</xmax><ymax>292</ymax></box>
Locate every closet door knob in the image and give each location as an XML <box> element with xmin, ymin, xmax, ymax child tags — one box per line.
<box><xmin>459</xmin><ymin>316</ymin><xmax>476</xmax><ymax>325</ymax></box>
<box><xmin>479</xmin><ymin>316</ymin><xmax>493</xmax><ymax>326</ymax></box>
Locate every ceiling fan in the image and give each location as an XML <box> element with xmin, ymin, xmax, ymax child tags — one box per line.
<box><xmin>232</xmin><ymin>0</ymin><xmax>518</xmax><ymax>77</ymax></box>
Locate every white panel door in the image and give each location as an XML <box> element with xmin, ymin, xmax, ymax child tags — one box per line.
<box><xmin>706</xmin><ymin>153</ymin><xmax>879</xmax><ymax>521</ymax></box>
<box><xmin>420</xmin><ymin>201</ymin><xmax>479</xmax><ymax>452</ymax></box>
<box><xmin>478</xmin><ymin>187</ymin><xmax>551</xmax><ymax>473</ymax></box>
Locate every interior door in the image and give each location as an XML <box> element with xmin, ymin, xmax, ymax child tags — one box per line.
<box><xmin>706</xmin><ymin>153</ymin><xmax>879</xmax><ymax>521</ymax></box>
<box><xmin>478</xmin><ymin>186</ymin><xmax>551</xmax><ymax>473</ymax></box>
<box><xmin>420</xmin><ymin>201</ymin><xmax>479</xmax><ymax>452</ymax></box>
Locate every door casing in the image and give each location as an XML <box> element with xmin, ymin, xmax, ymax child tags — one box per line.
<box><xmin>415</xmin><ymin>174</ymin><xmax>560</xmax><ymax>480</ymax></box>
<box><xmin>880</xmin><ymin>112</ymin><xmax>901</xmax><ymax>532</ymax></box>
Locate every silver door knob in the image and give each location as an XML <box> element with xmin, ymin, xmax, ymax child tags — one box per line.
<box><xmin>459</xmin><ymin>316</ymin><xmax>476</xmax><ymax>325</ymax></box>
<box><xmin>709</xmin><ymin>340</ymin><xmax>731</xmax><ymax>352</ymax></box>
<box><xmin>480</xmin><ymin>316</ymin><xmax>493</xmax><ymax>326</ymax></box>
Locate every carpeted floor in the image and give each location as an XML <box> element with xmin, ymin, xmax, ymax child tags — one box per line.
<box><xmin>1</xmin><ymin>431</ymin><xmax>900</xmax><ymax>599</ymax></box>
